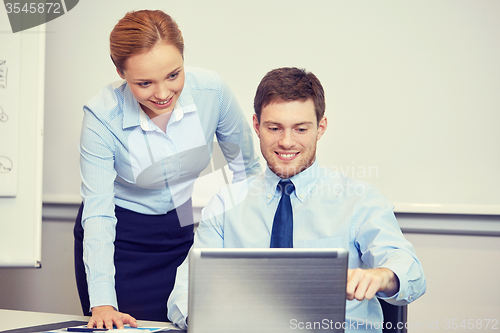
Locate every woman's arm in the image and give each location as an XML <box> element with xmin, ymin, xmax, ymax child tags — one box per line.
<box><xmin>79</xmin><ymin>107</ymin><xmax>136</xmax><ymax>328</ymax></box>
<box><xmin>214</xmin><ymin>74</ymin><xmax>261</xmax><ymax>181</ymax></box>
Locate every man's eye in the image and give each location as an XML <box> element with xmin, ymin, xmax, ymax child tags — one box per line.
<box><xmin>269</xmin><ymin>127</ymin><xmax>279</xmax><ymax>131</ymax></box>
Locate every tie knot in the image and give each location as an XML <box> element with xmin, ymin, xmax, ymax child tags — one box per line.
<box><xmin>278</xmin><ymin>180</ymin><xmax>295</xmax><ymax>196</ymax></box>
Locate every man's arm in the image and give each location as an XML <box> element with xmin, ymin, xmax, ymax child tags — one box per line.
<box><xmin>353</xmin><ymin>185</ymin><xmax>426</xmax><ymax>305</ymax></box>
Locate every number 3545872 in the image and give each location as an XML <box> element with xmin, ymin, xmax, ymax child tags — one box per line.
<box><xmin>5</xmin><ymin>2</ymin><xmax>61</xmax><ymax>14</ymax></box>
<box><xmin>443</xmin><ymin>319</ymin><xmax>498</xmax><ymax>330</ymax></box>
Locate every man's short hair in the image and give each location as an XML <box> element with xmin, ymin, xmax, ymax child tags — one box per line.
<box><xmin>254</xmin><ymin>67</ymin><xmax>325</xmax><ymax>124</ymax></box>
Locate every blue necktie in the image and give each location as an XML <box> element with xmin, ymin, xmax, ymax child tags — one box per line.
<box><xmin>270</xmin><ymin>180</ymin><xmax>295</xmax><ymax>248</ymax></box>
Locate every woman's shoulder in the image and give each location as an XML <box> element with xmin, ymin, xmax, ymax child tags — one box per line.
<box><xmin>184</xmin><ymin>66</ymin><xmax>222</xmax><ymax>90</ymax></box>
<box><xmin>85</xmin><ymin>80</ymin><xmax>127</xmax><ymax>117</ymax></box>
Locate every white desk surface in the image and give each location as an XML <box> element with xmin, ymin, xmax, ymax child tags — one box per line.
<box><xmin>0</xmin><ymin>309</ymin><xmax>179</xmax><ymax>331</ymax></box>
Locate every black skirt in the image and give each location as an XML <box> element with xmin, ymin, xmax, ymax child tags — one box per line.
<box><xmin>74</xmin><ymin>200</ymin><xmax>194</xmax><ymax>321</ymax></box>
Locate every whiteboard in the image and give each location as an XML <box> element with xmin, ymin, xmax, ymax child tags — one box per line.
<box><xmin>41</xmin><ymin>0</ymin><xmax>500</xmax><ymax>215</ymax></box>
<box><xmin>0</xmin><ymin>15</ymin><xmax>45</xmax><ymax>267</ymax></box>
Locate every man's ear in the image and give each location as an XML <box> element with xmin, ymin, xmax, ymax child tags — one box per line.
<box><xmin>316</xmin><ymin>116</ymin><xmax>327</xmax><ymax>141</ymax></box>
<box><xmin>116</xmin><ymin>67</ymin><xmax>125</xmax><ymax>79</ymax></box>
<box><xmin>253</xmin><ymin>114</ymin><xmax>261</xmax><ymax>139</ymax></box>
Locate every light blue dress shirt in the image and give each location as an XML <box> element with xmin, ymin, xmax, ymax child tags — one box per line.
<box><xmin>167</xmin><ymin>161</ymin><xmax>426</xmax><ymax>332</ymax></box>
<box><xmin>79</xmin><ymin>66</ymin><xmax>261</xmax><ymax>310</ymax></box>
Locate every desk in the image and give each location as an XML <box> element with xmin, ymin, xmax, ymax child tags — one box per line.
<box><xmin>0</xmin><ymin>309</ymin><xmax>180</xmax><ymax>332</ymax></box>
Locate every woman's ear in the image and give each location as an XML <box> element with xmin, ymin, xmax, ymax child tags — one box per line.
<box><xmin>116</xmin><ymin>67</ymin><xmax>125</xmax><ymax>79</ymax></box>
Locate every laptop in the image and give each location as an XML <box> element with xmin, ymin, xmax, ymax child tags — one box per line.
<box><xmin>188</xmin><ymin>248</ymin><xmax>348</xmax><ymax>333</ymax></box>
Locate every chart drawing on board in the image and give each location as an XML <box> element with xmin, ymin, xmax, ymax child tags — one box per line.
<box><xmin>0</xmin><ymin>59</ymin><xmax>6</xmax><ymax>88</ymax></box>
<box><xmin>0</xmin><ymin>156</ymin><xmax>13</xmax><ymax>173</ymax></box>
<box><xmin>0</xmin><ymin>106</ymin><xmax>8</xmax><ymax>122</ymax></box>
<box><xmin>0</xmin><ymin>55</ymin><xmax>19</xmax><ymax>197</ymax></box>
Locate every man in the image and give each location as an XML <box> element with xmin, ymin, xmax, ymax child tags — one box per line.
<box><xmin>167</xmin><ymin>67</ymin><xmax>426</xmax><ymax>332</ymax></box>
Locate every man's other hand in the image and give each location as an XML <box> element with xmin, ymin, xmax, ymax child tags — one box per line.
<box><xmin>346</xmin><ymin>268</ymin><xmax>399</xmax><ymax>301</ymax></box>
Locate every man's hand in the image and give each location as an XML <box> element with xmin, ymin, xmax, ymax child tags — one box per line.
<box><xmin>87</xmin><ymin>305</ymin><xmax>138</xmax><ymax>329</ymax></box>
<box><xmin>346</xmin><ymin>268</ymin><xmax>399</xmax><ymax>301</ymax></box>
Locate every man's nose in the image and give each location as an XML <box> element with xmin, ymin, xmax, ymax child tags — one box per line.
<box><xmin>279</xmin><ymin>130</ymin><xmax>295</xmax><ymax>149</ymax></box>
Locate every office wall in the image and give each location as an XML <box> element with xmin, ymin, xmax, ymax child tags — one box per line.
<box><xmin>0</xmin><ymin>219</ymin><xmax>80</xmax><ymax>314</ymax></box>
<box><xmin>403</xmin><ymin>232</ymin><xmax>500</xmax><ymax>331</ymax></box>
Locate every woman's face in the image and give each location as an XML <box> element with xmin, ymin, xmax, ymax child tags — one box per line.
<box><xmin>118</xmin><ymin>42</ymin><xmax>185</xmax><ymax>119</ymax></box>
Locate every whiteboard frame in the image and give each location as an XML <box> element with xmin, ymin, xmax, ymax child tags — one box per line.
<box><xmin>0</xmin><ymin>25</ymin><xmax>45</xmax><ymax>268</ymax></box>
<box><xmin>394</xmin><ymin>203</ymin><xmax>500</xmax><ymax>216</ymax></box>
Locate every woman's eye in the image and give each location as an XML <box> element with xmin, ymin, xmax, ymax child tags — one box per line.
<box><xmin>169</xmin><ymin>72</ymin><xmax>179</xmax><ymax>80</ymax></box>
<box><xmin>138</xmin><ymin>82</ymin><xmax>151</xmax><ymax>88</ymax></box>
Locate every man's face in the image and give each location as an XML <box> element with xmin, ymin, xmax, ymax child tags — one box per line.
<box><xmin>253</xmin><ymin>99</ymin><xmax>327</xmax><ymax>179</ymax></box>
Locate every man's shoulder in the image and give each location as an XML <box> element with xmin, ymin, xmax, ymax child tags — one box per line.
<box><xmin>313</xmin><ymin>165</ymin><xmax>381</xmax><ymax>199</ymax></box>
<box><xmin>315</xmin><ymin>165</ymin><xmax>374</xmax><ymax>186</ymax></box>
<box><xmin>221</xmin><ymin>172</ymin><xmax>264</xmax><ymax>199</ymax></box>
<box><xmin>204</xmin><ymin>173</ymin><xmax>264</xmax><ymax>213</ymax></box>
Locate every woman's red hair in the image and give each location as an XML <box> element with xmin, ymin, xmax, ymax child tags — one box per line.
<box><xmin>110</xmin><ymin>10</ymin><xmax>184</xmax><ymax>73</ymax></box>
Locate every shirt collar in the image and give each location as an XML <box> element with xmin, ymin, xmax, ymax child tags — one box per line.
<box><xmin>122</xmin><ymin>82</ymin><xmax>142</xmax><ymax>129</ymax></box>
<box><xmin>264</xmin><ymin>160</ymin><xmax>320</xmax><ymax>204</ymax></box>
<box><xmin>138</xmin><ymin>100</ymin><xmax>183</xmax><ymax>131</ymax></box>
<box><xmin>122</xmin><ymin>81</ymin><xmax>198</xmax><ymax>130</ymax></box>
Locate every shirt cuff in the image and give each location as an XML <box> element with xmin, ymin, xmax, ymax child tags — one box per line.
<box><xmin>376</xmin><ymin>265</ymin><xmax>414</xmax><ymax>305</ymax></box>
<box><xmin>88</xmin><ymin>281</ymin><xmax>118</xmax><ymax>311</ymax></box>
<box><xmin>167</xmin><ymin>295</ymin><xmax>188</xmax><ymax>329</ymax></box>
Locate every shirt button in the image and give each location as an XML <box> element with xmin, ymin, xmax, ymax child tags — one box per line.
<box><xmin>268</xmin><ymin>195</ymin><xmax>271</xmax><ymax>199</ymax></box>
<box><xmin>300</xmin><ymin>194</ymin><xmax>304</xmax><ymax>198</ymax></box>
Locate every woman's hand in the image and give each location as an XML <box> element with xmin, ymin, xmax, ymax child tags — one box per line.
<box><xmin>87</xmin><ymin>305</ymin><xmax>138</xmax><ymax>329</ymax></box>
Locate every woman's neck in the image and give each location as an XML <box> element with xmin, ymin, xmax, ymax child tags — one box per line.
<box><xmin>150</xmin><ymin>111</ymin><xmax>172</xmax><ymax>133</ymax></box>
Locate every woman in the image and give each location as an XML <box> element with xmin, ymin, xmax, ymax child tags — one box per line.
<box><xmin>74</xmin><ymin>10</ymin><xmax>260</xmax><ymax>328</ymax></box>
